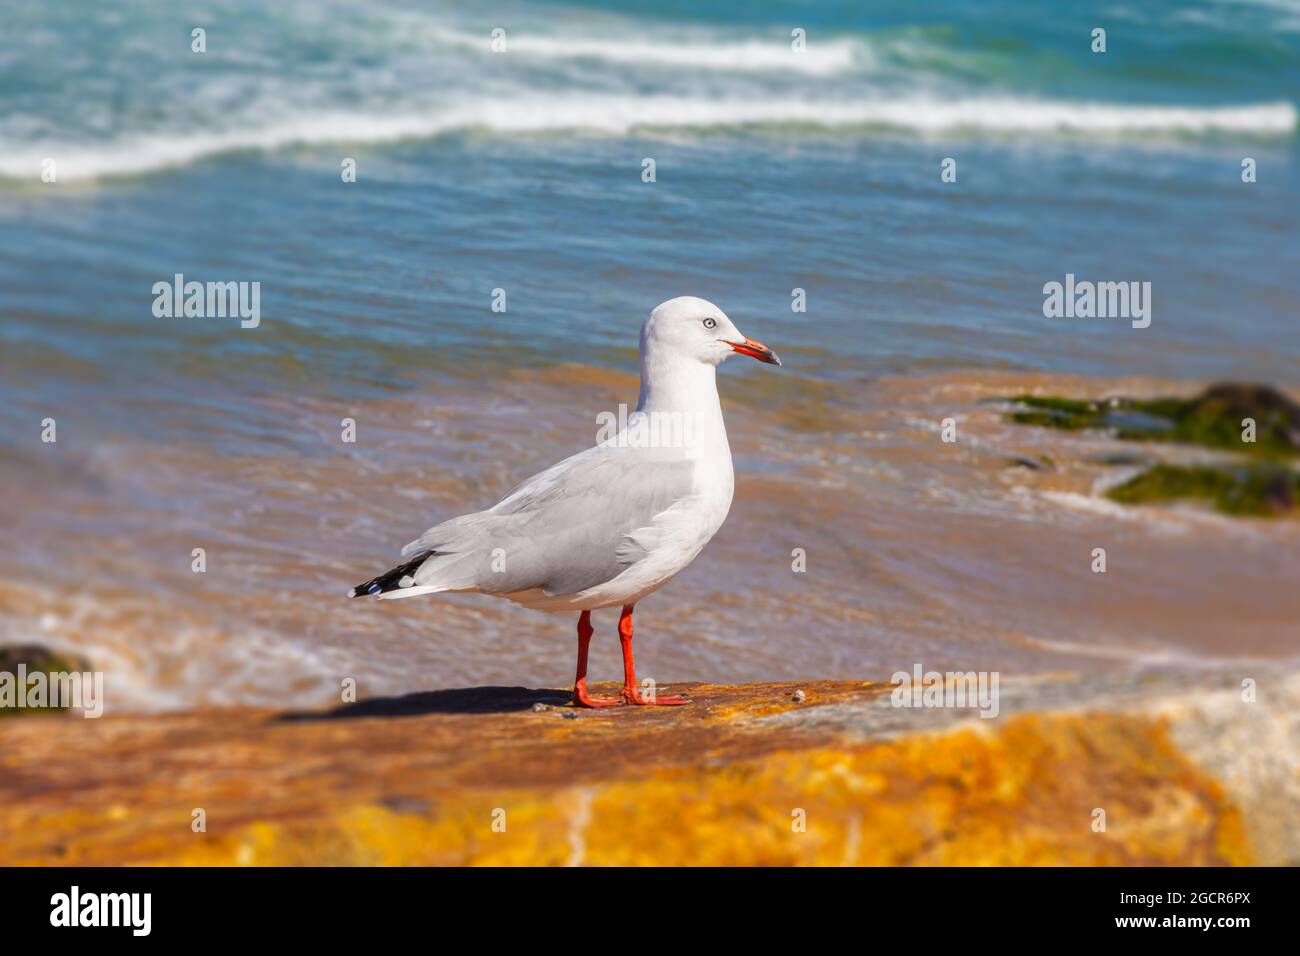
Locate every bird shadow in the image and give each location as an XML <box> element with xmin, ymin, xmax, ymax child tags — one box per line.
<box><xmin>275</xmin><ymin>685</ymin><xmax>573</xmax><ymax>722</ymax></box>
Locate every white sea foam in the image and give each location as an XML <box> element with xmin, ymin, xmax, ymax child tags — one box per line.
<box><xmin>3</xmin><ymin>582</ymin><xmax>354</xmax><ymax>712</ymax></box>
<box><xmin>1042</xmin><ymin>489</ymin><xmax>1280</xmax><ymax>539</ymax></box>
<box><xmin>4</xmin><ymin>96</ymin><xmax>1293</xmax><ymax>183</ymax></box>
<box><xmin>1043</xmin><ymin>490</ymin><xmax>1169</xmax><ymax>523</ymax></box>
<box><xmin>1022</xmin><ymin>634</ymin><xmax>1293</xmax><ymax>670</ymax></box>
<box><xmin>433</xmin><ymin>28</ymin><xmax>864</xmax><ymax>75</ymax></box>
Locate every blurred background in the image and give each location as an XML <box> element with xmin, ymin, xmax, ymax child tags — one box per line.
<box><xmin>1</xmin><ymin>0</ymin><xmax>1297</xmax><ymax>711</ymax></box>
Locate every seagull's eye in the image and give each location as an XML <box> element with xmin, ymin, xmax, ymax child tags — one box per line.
<box><xmin>703</xmin><ymin>317</ymin><xmax>717</xmax><ymax>330</ymax></box>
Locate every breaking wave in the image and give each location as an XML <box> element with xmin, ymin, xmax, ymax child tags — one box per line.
<box><xmin>4</xmin><ymin>97</ymin><xmax>1293</xmax><ymax>183</ymax></box>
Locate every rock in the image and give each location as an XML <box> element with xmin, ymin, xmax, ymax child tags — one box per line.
<box><xmin>1007</xmin><ymin>456</ymin><xmax>1043</xmax><ymax>471</ymax></box>
<box><xmin>1106</xmin><ymin>462</ymin><xmax>1299</xmax><ymax>516</ymax></box>
<box><xmin>0</xmin><ymin>673</ymin><xmax>1292</xmax><ymax>865</ymax></box>
<box><xmin>1007</xmin><ymin>383</ymin><xmax>1300</xmax><ymax>517</ymax></box>
<box><xmin>1008</xmin><ymin>382</ymin><xmax>1300</xmax><ymax>457</ymax></box>
<box><xmin>0</xmin><ymin>644</ymin><xmax>92</xmax><ymax>718</ymax></box>
<box><xmin>1006</xmin><ymin>395</ymin><xmax>1102</xmax><ymax>431</ymax></box>
<box><xmin>0</xmin><ymin>643</ymin><xmax>90</xmax><ymax>674</ymax></box>
<box><xmin>792</xmin><ymin>689</ymin><xmax>806</xmax><ymax>702</ymax></box>
<box><xmin>1192</xmin><ymin>383</ymin><xmax>1300</xmax><ymax>450</ymax></box>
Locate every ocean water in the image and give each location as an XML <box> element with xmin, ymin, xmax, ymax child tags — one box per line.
<box><xmin>1</xmin><ymin>0</ymin><xmax>1298</xmax><ymax>710</ymax></box>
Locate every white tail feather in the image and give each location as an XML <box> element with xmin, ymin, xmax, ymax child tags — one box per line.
<box><xmin>376</xmin><ymin>585</ymin><xmax>447</xmax><ymax>601</ymax></box>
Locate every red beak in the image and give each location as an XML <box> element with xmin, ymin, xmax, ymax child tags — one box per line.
<box><xmin>725</xmin><ymin>336</ymin><xmax>782</xmax><ymax>366</ymax></box>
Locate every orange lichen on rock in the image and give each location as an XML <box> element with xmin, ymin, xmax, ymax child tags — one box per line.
<box><xmin>0</xmin><ymin>676</ymin><xmax>1281</xmax><ymax>866</ymax></box>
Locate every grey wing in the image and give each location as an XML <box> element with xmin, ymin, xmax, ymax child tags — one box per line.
<box><xmin>400</xmin><ymin>445</ymin><xmax>696</xmax><ymax>597</ymax></box>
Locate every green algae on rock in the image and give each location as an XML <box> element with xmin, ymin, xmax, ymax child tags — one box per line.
<box><xmin>1008</xmin><ymin>395</ymin><xmax>1110</xmax><ymax>432</ymax></box>
<box><xmin>0</xmin><ymin>644</ymin><xmax>92</xmax><ymax>718</ymax></box>
<box><xmin>1106</xmin><ymin>462</ymin><xmax>1300</xmax><ymax>516</ymax></box>
<box><xmin>1006</xmin><ymin>383</ymin><xmax>1300</xmax><ymax>518</ymax></box>
<box><xmin>1007</xmin><ymin>383</ymin><xmax>1300</xmax><ymax>458</ymax></box>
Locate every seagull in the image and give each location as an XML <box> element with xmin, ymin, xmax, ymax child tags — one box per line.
<box><xmin>349</xmin><ymin>296</ymin><xmax>781</xmax><ymax>707</ymax></box>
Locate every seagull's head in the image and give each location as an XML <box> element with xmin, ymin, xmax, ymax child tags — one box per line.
<box><xmin>641</xmin><ymin>296</ymin><xmax>782</xmax><ymax>369</ymax></box>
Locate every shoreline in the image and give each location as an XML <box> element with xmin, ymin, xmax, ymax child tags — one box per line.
<box><xmin>1</xmin><ymin>367</ymin><xmax>1297</xmax><ymax>712</ymax></box>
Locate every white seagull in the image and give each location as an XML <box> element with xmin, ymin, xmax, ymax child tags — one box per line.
<box><xmin>350</xmin><ymin>296</ymin><xmax>781</xmax><ymax>707</ymax></box>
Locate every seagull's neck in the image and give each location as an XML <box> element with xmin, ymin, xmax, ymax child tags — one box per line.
<box><xmin>629</xmin><ymin>352</ymin><xmax>733</xmax><ymax>481</ymax></box>
<box><xmin>636</xmin><ymin>353</ymin><xmax>722</xmax><ymax>417</ymax></box>
<box><xmin>634</xmin><ymin>352</ymin><xmax>730</xmax><ymax>465</ymax></box>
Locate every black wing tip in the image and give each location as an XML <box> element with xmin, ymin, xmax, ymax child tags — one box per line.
<box><xmin>349</xmin><ymin>551</ymin><xmax>436</xmax><ymax>599</ymax></box>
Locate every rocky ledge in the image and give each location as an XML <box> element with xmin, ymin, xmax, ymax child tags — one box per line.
<box><xmin>1</xmin><ymin>670</ymin><xmax>1295</xmax><ymax>865</ymax></box>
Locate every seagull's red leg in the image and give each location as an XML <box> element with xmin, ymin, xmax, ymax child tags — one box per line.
<box><xmin>572</xmin><ymin>610</ymin><xmax>620</xmax><ymax>708</ymax></box>
<box><xmin>618</xmin><ymin>604</ymin><xmax>689</xmax><ymax>705</ymax></box>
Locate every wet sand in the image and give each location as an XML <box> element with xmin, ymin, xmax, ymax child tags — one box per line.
<box><xmin>2</xmin><ymin>365</ymin><xmax>1296</xmax><ymax>712</ymax></box>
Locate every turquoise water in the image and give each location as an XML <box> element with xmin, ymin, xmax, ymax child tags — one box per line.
<box><xmin>2</xmin><ymin>0</ymin><xmax>1297</xmax><ymax>414</ymax></box>
<box><xmin>1</xmin><ymin>1</ymin><xmax>1298</xmax><ymax>706</ymax></box>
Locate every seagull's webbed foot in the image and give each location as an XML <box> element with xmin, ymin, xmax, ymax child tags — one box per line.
<box><xmin>621</xmin><ymin>688</ymin><xmax>690</xmax><ymax>706</ymax></box>
<box><xmin>572</xmin><ymin>679</ymin><xmax>622</xmax><ymax>708</ymax></box>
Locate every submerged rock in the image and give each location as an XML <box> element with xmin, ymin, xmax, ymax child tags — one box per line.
<box><xmin>1007</xmin><ymin>383</ymin><xmax>1300</xmax><ymax>517</ymax></box>
<box><xmin>1107</xmin><ymin>462</ymin><xmax>1299</xmax><ymax>516</ymax></box>
<box><xmin>1008</xmin><ymin>382</ymin><xmax>1300</xmax><ymax>457</ymax></box>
